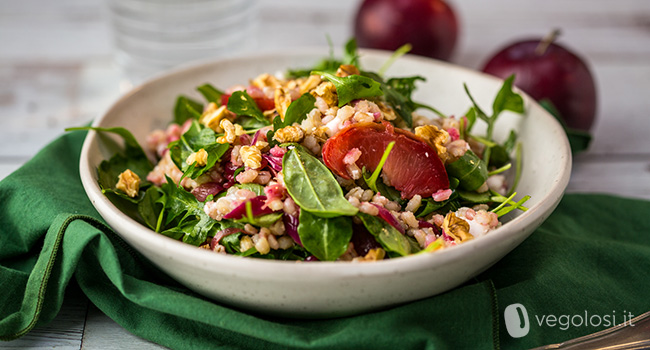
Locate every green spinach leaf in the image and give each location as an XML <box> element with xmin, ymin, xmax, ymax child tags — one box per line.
<box><xmin>283</xmin><ymin>146</ymin><xmax>358</xmax><ymax>218</ymax></box>
<box><xmin>227</xmin><ymin>90</ymin><xmax>268</xmax><ymax>124</ymax></box>
<box><xmin>298</xmin><ymin>210</ymin><xmax>353</xmax><ymax>261</ymax></box>
<box><xmin>197</xmin><ymin>83</ymin><xmax>224</xmax><ymax>104</ymax></box>
<box><xmin>174</xmin><ymin>95</ymin><xmax>203</xmax><ymax>125</ymax></box>
<box><xmin>357</xmin><ymin>212</ymin><xmax>418</xmax><ymax>256</ymax></box>
<box><xmin>446</xmin><ymin>150</ymin><xmax>488</xmax><ymax>191</ymax></box>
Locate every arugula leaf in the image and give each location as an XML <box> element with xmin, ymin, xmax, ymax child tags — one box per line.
<box><xmin>377</xmin><ymin>43</ymin><xmax>411</xmax><ymax>76</ymax></box>
<box><xmin>464</xmin><ymin>107</ymin><xmax>478</xmax><ymax>133</ymax></box>
<box><xmin>168</xmin><ymin>121</ymin><xmax>230</xmax><ymax>180</ymax></box>
<box><xmin>282</xmin><ymin>93</ymin><xmax>317</xmax><ymax>126</ymax></box>
<box><xmin>174</xmin><ymin>95</ymin><xmax>203</xmax><ymax>125</ymax></box>
<box><xmin>269</xmin><ymin>93</ymin><xmax>316</xmax><ymax>142</ymax></box>
<box><xmin>234</xmin><ymin>183</ymin><xmax>265</xmax><ymax>196</ymax></box>
<box><xmin>138</xmin><ymin>186</ymin><xmax>164</xmax><ymax>231</ymax></box>
<box><xmin>457</xmin><ymin>190</ymin><xmax>492</xmax><ymax>204</ymax></box>
<box><xmin>342</xmin><ymin>37</ymin><xmax>359</xmax><ymax>67</ymax></box>
<box><xmin>235</xmin><ymin>212</ymin><xmax>283</xmax><ymax>227</ymax></box>
<box><xmin>364</xmin><ymin>141</ymin><xmax>395</xmax><ymax>193</ymax></box>
<box><xmin>415</xmin><ymin>191</ymin><xmax>459</xmax><ymax>218</ymax></box>
<box><xmin>312</xmin><ymin>70</ymin><xmax>383</xmax><ymax>107</ymax></box>
<box><xmin>283</xmin><ymin>146</ymin><xmax>358</xmax><ymax>218</ymax></box>
<box><xmin>236</xmin><ymin>115</ymin><xmax>270</xmax><ymax>131</ymax></box>
<box><xmin>298</xmin><ymin>210</ymin><xmax>353</xmax><ymax>261</ymax></box>
<box><xmin>197</xmin><ymin>83</ymin><xmax>224</xmax><ymax>104</ymax></box>
<box><xmin>357</xmin><ymin>212</ymin><xmax>419</xmax><ymax>256</ymax></box>
<box><xmin>159</xmin><ymin>176</ymin><xmax>217</xmax><ymax>246</ymax></box>
<box><xmin>492</xmin><ymin>75</ymin><xmax>525</xmax><ymax>117</ymax></box>
<box><xmin>67</xmin><ymin>126</ymin><xmax>154</xmax><ymax>199</ymax></box>
<box><xmin>226</xmin><ymin>90</ymin><xmax>268</xmax><ymax>124</ymax></box>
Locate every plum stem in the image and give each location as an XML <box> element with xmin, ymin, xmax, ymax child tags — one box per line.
<box><xmin>535</xmin><ymin>29</ymin><xmax>561</xmax><ymax>55</ymax></box>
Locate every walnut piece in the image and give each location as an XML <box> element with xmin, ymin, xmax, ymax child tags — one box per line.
<box><xmin>442</xmin><ymin>212</ymin><xmax>474</xmax><ymax>243</ymax></box>
<box><xmin>273</xmin><ymin>125</ymin><xmax>305</xmax><ymax>143</ymax></box>
<box><xmin>415</xmin><ymin>125</ymin><xmax>451</xmax><ymax>163</ymax></box>
<box><xmin>116</xmin><ymin>169</ymin><xmax>141</xmax><ymax>198</ymax></box>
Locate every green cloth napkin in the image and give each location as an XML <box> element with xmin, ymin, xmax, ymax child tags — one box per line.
<box><xmin>1</xmin><ymin>130</ymin><xmax>649</xmax><ymax>349</ymax></box>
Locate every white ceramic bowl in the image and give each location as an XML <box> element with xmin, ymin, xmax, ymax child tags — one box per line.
<box><xmin>79</xmin><ymin>49</ymin><xmax>571</xmax><ymax>318</ymax></box>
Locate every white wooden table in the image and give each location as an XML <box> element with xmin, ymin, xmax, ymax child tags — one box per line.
<box><xmin>1</xmin><ymin>0</ymin><xmax>649</xmax><ymax>348</ymax></box>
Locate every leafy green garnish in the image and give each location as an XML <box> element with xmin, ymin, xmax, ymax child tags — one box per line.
<box><xmin>168</xmin><ymin>121</ymin><xmax>230</xmax><ymax>180</ymax></box>
<box><xmin>283</xmin><ymin>146</ymin><xmax>358</xmax><ymax>218</ymax></box>
<box><xmin>159</xmin><ymin>176</ymin><xmax>217</xmax><ymax>246</ymax></box>
<box><xmin>269</xmin><ymin>93</ymin><xmax>316</xmax><ymax>142</ymax></box>
<box><xmin>286</xmin><ymin>38</ymin><xmax>359</xmax><ymax>78</ymax></box>
<box><xmin>138</xmin><ymin>186</ymin><xmax>164</xmax><ymax>231</ymax></box>
<box><xmin>66</xmin><ymin>126</ymin><xmax>153</xmax><ymax>200</ymax></box>
<box><xmin>464</xmin><ymin>75</ymin><xmax>524</xmax><ymax>165</ymax></box>
<box><xmin>415</xmin><ymin>192</ymin><xmax>460</xmax><ymax>218</ymax></box>
<box><xmin>226</xmin><ymin>90</ymin><xmax>268</xmax><ymax>125</ymax></box>
<box><xmin>364</xmin><ymin>141</ymin><xmax>395</xmax><ymax>193</ymax></box>
<box><xmin>298</xmin><ymin>210</ymin><xmax>353</xmax><ymax>261</ymax></box>
<box><xmin>377</xmin><ymin>43</ymin><xmax>411</xmax><ymax>76</ymax></box>
<box><xmin>197</xmin><ymin>83</ymin><xmax>224</xmax><ymax>105</ymax></box>
<box><xmin>311</xmin><ymin>70</ymin><xmax>383</xmax><ymax>107</ymax></box>
<box><xmin>445</xmin><ymin>150</ymin><xmax>488</xmax><ymax>191</ymax></box>
<box><xmin>174</xmin><ymin>96</ymin><xmax>203</xmax><ymax>125</ymax></box>
<box><xmin>357</xmin><ymin>212</ymin><xmax>420</xmax><ymax>256</ymax></box>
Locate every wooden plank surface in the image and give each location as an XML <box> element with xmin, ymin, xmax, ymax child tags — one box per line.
<box><xmin>1</xmin><ymin>0</ymin><xmax>649</xmax><ymax>349</ymax></box>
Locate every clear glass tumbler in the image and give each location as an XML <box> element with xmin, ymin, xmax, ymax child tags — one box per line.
<box><xmin>108</xmin><ymin>0</ymin><xmax>258</xmax><ymax>84</ymax></box>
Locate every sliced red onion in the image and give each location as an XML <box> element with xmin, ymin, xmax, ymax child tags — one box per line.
<box><xmin>371</xmin><ymin>203</ymin><xmax>405</xmax><ymax>235</ymax></box>
<box><xmin>351</xmin><ymin>224</ymin><xmax>382</xmax><ymax>257</ymax></box>
<box><xmin>250</xmin><ymin>129</ymin><xmax>262</xmax><ymax>145</ymax></box>
<box><xmin>262</xmin><ymin>154</ymin><xmax>283</xmax><ymax>172</ymax></box>
<box><xmin>210</xmin><ymin>227</ymin><xmax>245</xmax><ymax>250</ymax></box>
<box><xmin>223</xmin><ymin>195</ymin><xmax>274</xmax><ymax>220</ymax></box>
<box><xmin>239</xmin><ymin>133</ymin><xmax>252</xmax><ymax>145</ymax></box>
<box><xmin>418</xmin><ymin>220</ymin><xmax>441</xmax><ymax>235</ymax></box>
<box><xmin>191</xmin><ymin>182</ymin><xmax>224</xmax><ymax>202</ymax></box>
<box><xmin>282</xmin><ymin>211</ymin><xmax>302</xmax><ymax>246</ymax></box>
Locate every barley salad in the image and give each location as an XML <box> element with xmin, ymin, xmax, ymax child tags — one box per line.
<box><xmin>73</xmin><ymin>40</ymin><xmax>530</xmax><ymax>262</ymax></box>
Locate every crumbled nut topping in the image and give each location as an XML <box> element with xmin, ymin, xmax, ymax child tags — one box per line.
<box><xmin>186</xmin><ymin>148</ymin><xmax>208</xmax><ymax>167</ymax></box>
<box><xmin>336</xmin><ymin>64</ymin><xmax>360</xmax><ymax>77</ymax></box>
<box><xmin>200</xmin><ymin>103</ymin><xmax>233</xmax><ymax>132</ymax></box>
<box><xmin>298</xmin><ymin>74</ymin><xmax>322</xmax><ymax>94</ymax></box>
<box><xmin>274</xmin><ymin>87</ymin><xmax>293</xmax><ymax>120</ymax></box>
<box><xmin>443</xmin><ymin>212</ymin><xmax>473</xmax><ymax>243</ymax></box>
<box><xmin>239</xmin><ymin>145</ymin><xmax>262</xmax><ymax>169</ymax></box>
<box><xmin>116</xmin><ymin>169</ymin><xmax>141</xmax><ymax>198</ymax></box>
<box><xmin>251</xmin><ymin>73</ymin><xmax>281</xmax><ymax>89</ymax></box>
<box><xmin>311</xmin><ymin>81</ymin><xmax>338</xmax><ymax>107</ymax></box>
<box><xmin>273</xmin><ymin>125</ymin><xmax>305</xmax><ymax>143</ymax></box>
<box><xmin>415</xmin><ymin>125</ymin><xmax>451</xmax><ymax>163</ymax></box>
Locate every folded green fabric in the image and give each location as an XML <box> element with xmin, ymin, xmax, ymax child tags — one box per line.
<box><xmin>1</xmin><ymin>130</ymin><xmax>649</xmax><ymax>349</ymax></box>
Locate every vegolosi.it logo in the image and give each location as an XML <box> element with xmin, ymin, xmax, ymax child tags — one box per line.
<box><xmin>504</xmin><ymin>303</ymin><xmax>636</xmax><ymax>338</ymax></box>
<box><xmin>504</xmin><ymin>304</ymin><xmax>530</xmax><ymax>338</ymax></box>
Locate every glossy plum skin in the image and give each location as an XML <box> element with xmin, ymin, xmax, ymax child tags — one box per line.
<box><xmin>482</xmin><ymin>40</ymin><xmax>597</xmax><ymax>131</ymax></box>
<box><xmin>322</xmin><ymin>122</ymin><xmax>449</xmax><ymax>199</ymax></box>
<box><xmin>354</xmin><ymin>0</ymin><xmax>459</xmax><ymax>61</ymax></box>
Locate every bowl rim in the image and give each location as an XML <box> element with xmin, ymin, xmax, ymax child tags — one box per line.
<box><xmin>79</xmin><ymin>48</ymin><xmax>572</xmax><ymax>278</ymax></box>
